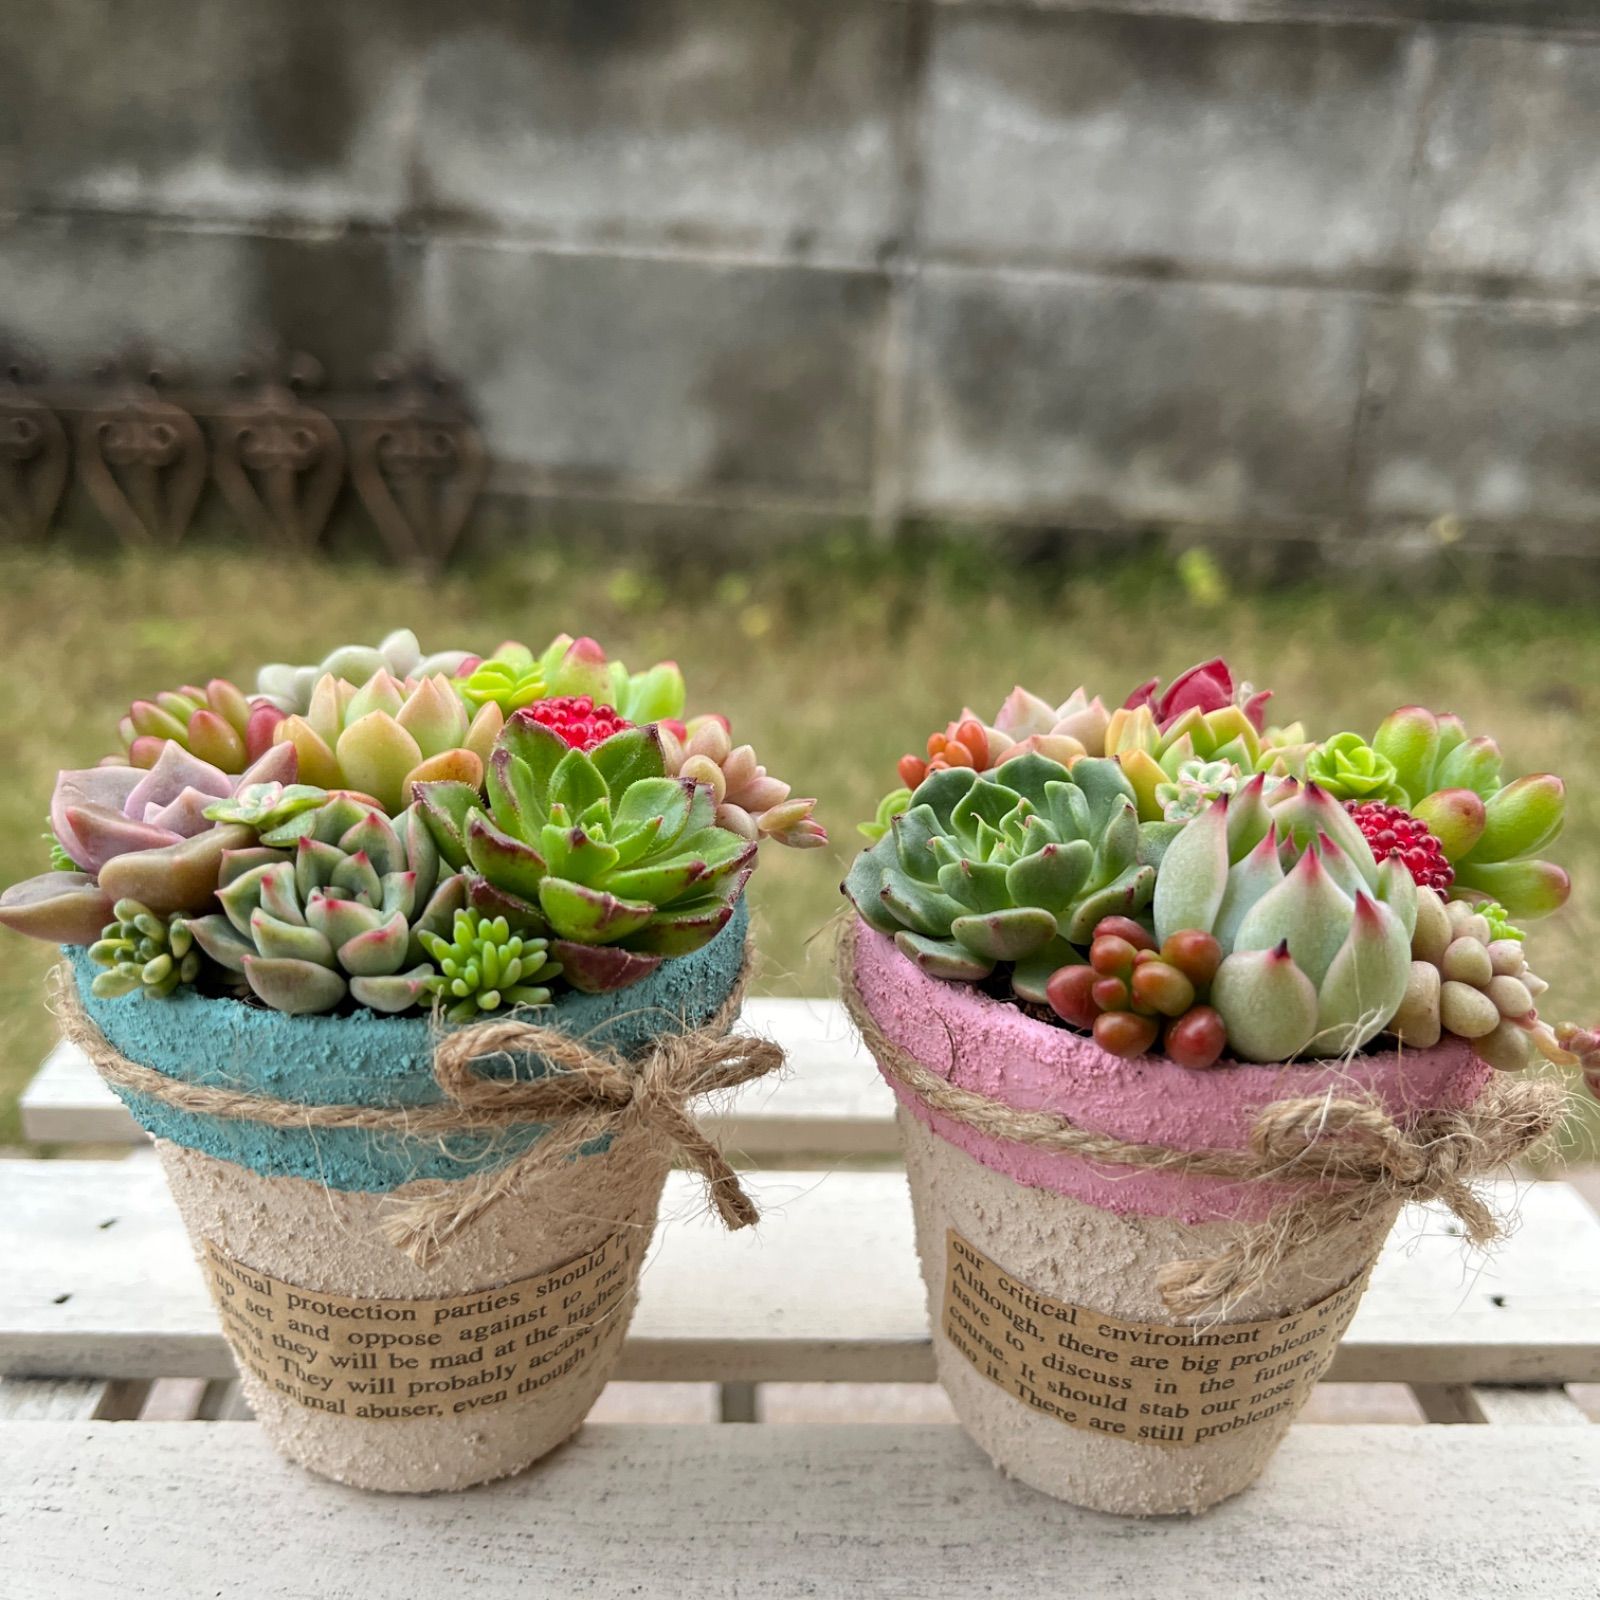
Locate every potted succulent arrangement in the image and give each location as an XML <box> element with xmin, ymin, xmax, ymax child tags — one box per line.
<box><xmin>842</xmin><ymin>658</ymin><xmax>1588</xmax><ymax>1515</ymax></box>
<box><xmin>1</xmin><ymin>629</ymin><xmax>823</xmax><ymax>1492</ymax></box>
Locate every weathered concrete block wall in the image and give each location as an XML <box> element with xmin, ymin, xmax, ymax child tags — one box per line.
<box><xmin>3</xmin><ymin>1</ymin><xmax>1598</xmax><ymax>552</ymax></box>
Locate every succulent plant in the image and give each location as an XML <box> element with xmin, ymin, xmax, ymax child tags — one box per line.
<box><xmin>1124</xmin><ymin>658</ymin><xmax>1272</xmax><ymax>734</ymax></box>
<box><xmin>1369</xmin><ymin>706</ymin><xmax>1569</xmax><ymax>919</ymax></box>
<box><xmin>1389</xmin><ymin>889</ymin><xmax>1550</xmax><ymax>1073</ymax></box>
<box><xmin>662</xmin><ymin>717</ymin><xmax>826</xmax><ymax>849</ymax></box>
<box><xmin>418</xmin><ymin>909</ymin><xmax>561</xmax><ymax>1022</ymax></box>
<box><xmin>1304</xmin><ymin>733</ymin><xmax>1405</xmax><ymax>804</ymax></box>
<box><xmin>184</xmin><ymin>796</ymin><xmax>463</xmax><ymax>1014</ymax></box>
<box><xmin>515</xmin><ymin>695</ymin><xmax>636</xmax><ymax>751</ymax></box>
<box><xmin>119</xmin><ymin>679</ymin><xmax>286</xmax><ymax>773</ymax></box>
<box><xmin>1344</xmin><ymin>800</ymin><xmax>1455</xmax><ymax>892</ymax></box>
<box><xmin>1150</xmin><ymin>778</ymin><xmax>1416</xmax><ymax>1061</ymax></box>
<box><xmin>88</xmin><ymin>899</ymin><xmax>201</xmax><ymax>1000</ymax></box>
<box><xmin>895</xmin><ymin>687</ymin><xmax>1109</xmax><ymax>790</ymax></box>
<box><xmin>843</xmin><ymin>754</ymin><xmax>1170</xmax><ymax>1001</ymax></box>
<box><xmin>1154</xmin><ymin>758</ymin><xmax>1242</xmax><ymax>823</ymax></box>
<box><xmin>256</xmin><ymin>629</ymin><xmax>473</xmax><ymax>714</ymax></box>
<box><xmin>859</xmin><ymin>787</ymin><xmax>914</xmax><ymax>844</ymax></box>
<box><xmin>0</xmin><ymin>743</ymin><xmax>305</xmax><ymax>942</ymax></box>
<box><xmin>1104</xmin><ymin>700</ymin><xmax>1266</xmax><ymax>823</ymax></box>
<box><xmin>1045</xmin><ymin>916</ymin><xmax>1227</xmax><ymax>1069</ymax></box>
<box><xmin>455</xmin><ymin>635</ymin><xmax>687</xmax><ymax>725</ymax></box>
<box><xmin>416</xmin><ymin>719</ymin><xmax>756</xmax><ymax>994</ymax></box>
<box><xmin>271</xmin><ymin>671</ymin><xmax>503</xmax><ymax>814</ymax></box>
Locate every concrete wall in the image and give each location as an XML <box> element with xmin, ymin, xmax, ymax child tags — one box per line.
<box><xmin>3</xmin><ymin>1</ymin><xmax>1598</xmax><ymax>554</ymax></box>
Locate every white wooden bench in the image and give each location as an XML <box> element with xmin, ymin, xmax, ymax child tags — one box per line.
<box><xmin>4</xmin><ymin>999</ymin><xmax>1598</xmax><ymax>1597</ymax></box>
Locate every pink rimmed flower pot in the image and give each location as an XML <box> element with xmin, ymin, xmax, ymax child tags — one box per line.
<box><xmin>847</xmin><ymin>920</ymin><xmax>1492</xmax><ymax>1516</ymax></box>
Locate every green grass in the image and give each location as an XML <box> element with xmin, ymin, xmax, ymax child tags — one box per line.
<box><xmin>2</xmin><ymin>538</ymin><xmax>1596</xmax><ymax>1159</ymax></box>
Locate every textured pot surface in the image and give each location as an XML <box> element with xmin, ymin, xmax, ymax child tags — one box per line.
<box><xmin>851</xmin><ymin>919</ymin><xmax>1488</xmax><ymax>1224</ymax></box>
<box><xmin>850</xmin><ymin>922</ymin><xmax>1484</xmax><ymax>1515</ymax></box>
<box><xmin>159</xmin><ymin>1127</ymin><xmax>671</xmax><ymax>1493</ymax></box>
<box><xmin>73</xmin><ymin>900</ymin><xmax>748</xmax><ymax>1190</ymax></box>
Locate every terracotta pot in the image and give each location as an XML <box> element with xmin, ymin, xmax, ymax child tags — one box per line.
<box><xmin>847</xmin><ymin>919</ymin><xmax>1490</xmax><ymax>1516</ymax></box>
<box><xmin>70</xmin><ymin>902</ymin><xmax>749</xmax><ymax>1493</ymax></box>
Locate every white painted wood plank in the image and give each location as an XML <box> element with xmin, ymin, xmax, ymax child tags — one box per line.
<box><xmin>20</xmin><ymin>999</ymin><xmax>897</xmax><ymax>1155</ymax></box>
<box><xmin>0</xmin><ymin>1379</ymin><xmax>111</xmax><ymax>1421</ymax></box>
<box><xmin>3</xmin><ymin>1161</ymin><xmax>1597</xmax><ymax>1387</ymax></box>
<box><xmin>1</xmin><ymin>1424</ymin><xmax>1596</xmax><ymax>1599</ymax></box>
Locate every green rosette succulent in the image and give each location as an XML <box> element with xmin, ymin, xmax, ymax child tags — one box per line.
<box><xmin>419</xmin><ymin>909</ymin><xmax>561</xmax><ymax>1022</ymax></box>
<box><xmin>184</xmin><ymin>796</ymin><xmax>464</xmax><ymax>1014</ymax></box>
<box><xmin>1303</xmin><ymin>733</ymin><xmax>1404</xmax><ymax>803</ymax></box>
<box><xmin>416</xmin><ymin>718</ymin><xmax>756</xmax><ymax>994</ymax></box>
<box><xmin>1104</xmin><ymin>703</ymin><xmax>1264</xmax><ymax>822</ymax></box>
<box><xmin>843</xmin><ymin>754</ymin><xmax>1174</xmax><ymax>1001</ymax></box>
<box><xmin>88</xmin><ymin>899</ymin><xmax>202</xmax><ymax>999</ymax></box>
<box><xmin>1370</xmin><ymin>707</ymin><xmax>1569</xmax><ymax>919</ymax></box>
<box><xmin>457</xmin><ymin>634</ymin><xmax>686</xmax><ymax>724</ymax></box>
<box><xmin>1151</xmin><ymin>776</ymin><xmax>1416</xmax><ymax>1060</ymax></box>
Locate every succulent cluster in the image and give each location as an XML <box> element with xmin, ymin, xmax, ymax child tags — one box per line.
<box><xmin>2</xmin><ymin>627</ymin><xmax>818</xmax><ymax>1018</ymax></box>
<box><xmin>849</xmin><ymin>657</ymin><xmax>1590</xmax><ymax>1089</ymax></box>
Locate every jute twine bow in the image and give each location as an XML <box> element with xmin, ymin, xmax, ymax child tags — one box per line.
<box><xmin>838</xmin><ymin>922</ymin><xmax>1565</xmax><ymax>1320</ymax></box>
<box><xmin>52</xmin><ymin>954</ymin><xmax>782</xmax><ymax>1267</ymax></box>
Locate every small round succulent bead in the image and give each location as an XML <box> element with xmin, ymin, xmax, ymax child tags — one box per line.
<box><xmin>418</xmin><ymin>909</ymin><xmax>560</xmax><ymax>1023</ymax></box>
<box><xmin>88</xmin><ymin>899</ymin><xmax>201</xmax><ymax>999</ymax></box>
<box><xmin>1344</xmin><ymin>800</ymin><xmax>1455</xmax><ymax>892</ymax></box>
<box><xmin>510</xmin><ymin>696</ymin><xmax>633</xmax><ymax>752</ymax></box>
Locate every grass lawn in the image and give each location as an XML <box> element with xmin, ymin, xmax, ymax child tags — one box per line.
<box><xmin>2</xmin><ymin>537</ymin><xmax>1595</xmax><ymax>1160</ymax></box>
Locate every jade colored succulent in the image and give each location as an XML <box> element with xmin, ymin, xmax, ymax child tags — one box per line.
<box><xmin>1154</xmin><ymin>758</ymin><xmax>1241</xmax><ymax>823</ymax></box>
<box><xmin>1389</xmin><ymin>888</ymin><xmax>1548</xmax><ymax>1072</ymax></box>
<box><xmin>1303</xmin><ymin>733</ymin><xmax>1405</xmax><ymax>804</ymax></box>
<box><xmin>1151</xmin><ymin>778</ymin><xmax>1416</xmax><ymax>1060</ymax></box>
<box><xmin>416</xmin><ymin>719</ymin><xmax>756</xmax><ymax>994</ymax></box>
<box><xmin>185</xmin><ymin>796</ymin><xmax>463</xmax><ymax>1014</ymax></box>
<box><xmin>859</xmin><ymin>786</ymin><xmax>914</xmax><ymax>843</ymax></box>
<box><xmin>456</xmin><ymin>634</ymin><xmax>687</xmax><ymax>725</ymax></box>
<box><xmin>272</xmin><ymin>670</ymin><xmax>503</xmax><ymax>814</ymax></box>
<box><xmin>418</xmin><ymin>909</ymin><xmax>561</xmax><ymax>1022</ymax></box>
<box><xmin>119</xmin><ymin>679</ymin><xmax>286</xmax><ymax>773</ymax></box>
<box><xmin>896</xmin><ymin>687</ymin><xmax>1109</xmax><ymax>790</ymax></box>
<box><xmin>255</xmin><ymin>629</ymin><xmax>473</xmax><ymax>715</ymax></box>
<box><xmin>663</xmin><ymin>717</ymin><xmax>826</xmax><ymax>849</ymax></box>
<box><xmin>0</xmin><ymin>742</ymin><xmax>303</xmax><ymax>942</ymax></box>
<box><xmin>1369</xmin><ymin>706</ymin><xmax>1569</xmax><ymax>918</ymax></box>
<box><xmin>843</xmin><ymin>754</ymin><xmax>1170</xmax><ymax>1001</ymax></box>
<box><xmin>88</xmin><ymin>899</ymin><xmax>201</xmax><ymax>1000</ymax></box>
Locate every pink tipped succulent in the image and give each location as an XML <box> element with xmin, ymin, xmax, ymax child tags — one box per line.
<box><xmin>119</xmin><ymin>679</ymin><xmax>285</xmax><ymax>773</ymax></box>
<box><xmin>662</xmin><ymin>716</ymin><xmax>827</xmax><ymax>850</ymax></box>
<box><xmin>1123</xmin><ymin>658</ymin><xmax>1271</xmax><ymax>734</ymax></box>
<box><xmin>511</xmin><ymin>695</ymin><xmax>634</xmax><ymax>751</ymax></box>
<box><xmin>895</xmin><ymin>685</ymin><xmax>1108</xmax><ymax>790</ymax></box>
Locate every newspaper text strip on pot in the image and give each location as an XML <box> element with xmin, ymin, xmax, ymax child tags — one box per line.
<box><xmin>942</xmin><ymin>1230</ymin><xmax>1366</xmax><ymax>1449</ymax></box>
<box><xmin>202</xmin><ymin>1232</ymin><xmax>632</xmax><ymax>1421</ymax></box>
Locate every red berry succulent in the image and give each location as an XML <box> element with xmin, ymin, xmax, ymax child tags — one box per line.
<box><xmin>1344</xmin><ymin>800</ymin><xmax>1454</xmax><ymax>892</ymax></box>
<box><xmin>1045</xmin><ymin>917</ymin><xmax>1227</xmax><ymax>1070</ymax></box>
<box><xmin>510</xmin><ymin>695</ymin><xmax>633</xmax><ymax>752</ymax></box>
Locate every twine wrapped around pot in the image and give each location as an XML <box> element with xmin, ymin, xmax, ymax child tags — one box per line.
<box><xmin>838</xmin><ymin>922</ymin><xmax>1565</xmax><ymax>1318</ymax></box>
<box><xmin>55</xmin><ymin>955</ymin><xmax>781</xmax><ymax>1267</ymax></box>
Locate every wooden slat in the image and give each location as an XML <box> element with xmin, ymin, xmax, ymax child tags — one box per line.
<box><xmin>1412</xmin><ymin>1383</ymin><xmax>1592</xmax><ymax>1426</ymax></box>
<box><xmin>2</xmin><ymin>1424</ymin><xmax>1597</xmax><ymax>1598</ymax></box>
<box><xmin>0</xmin><ymin>1378</ymin><xmax>146</xmax><ymax>1421</ymax></box>
<box><xmin>19</xmin><ymin>998</ymin><xmax>897</xmax><ymax>1155</ymax></box>
<box><xmin>3</xmin><ymin>1161</ymin><xmax>1598</xmax><ymax>1387</ymax></box>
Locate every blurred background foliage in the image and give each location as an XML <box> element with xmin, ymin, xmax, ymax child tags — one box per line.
<box><xmin>2</xmin><ymin>534</ymin><xmax>1594</xmax><ymax>1160</ymax></box>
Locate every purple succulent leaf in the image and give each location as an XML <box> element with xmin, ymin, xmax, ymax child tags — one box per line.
<box><xmin>0</xmin><ymin>872</ymin><xmax>115</xmax><ymax>945</ymax></box>
<box><xmin>62</xmin><ymin>803</ymin><xmax>182</xmax><ymax>874</ymax></box>
<box><xmin>142</xmin><ymin>784</ymin><xmax>225</xmax><ymax>838</ymax></box>
<box><xmin>125</xmin><ymin>743</ymin><xmax>233</xmax><ymax>818</ymax></box>
<box><xmin>548</xmin><ymin>939</ymin><xmax>663</xmax><ymax>994</ymax></box>
<box><xmin>237</xmin><ymin>742</ymin><xmax>298</xmax><ymax>788</ymax></box>
<box><xmin>96</xmin><ymin>824</ymin><xmax>257</xmax><ymax>916</ymax></box>
<box><xmin>50</xmin><ymin>768</ymin><xmax>144</xmax><ymax>869</ymax></box>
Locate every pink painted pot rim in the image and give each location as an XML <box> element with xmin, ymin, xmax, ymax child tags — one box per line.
<box><xmin>848</xmin><ymin>920</ymin><xmax>1492</xmax><ymax>1223</ymax></box>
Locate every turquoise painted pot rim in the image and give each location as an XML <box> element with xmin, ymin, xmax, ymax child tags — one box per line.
<box><xmin>68</xmin><ymin>898</ymin><xmax>751</xmax><ymax>1112</ymax></box>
